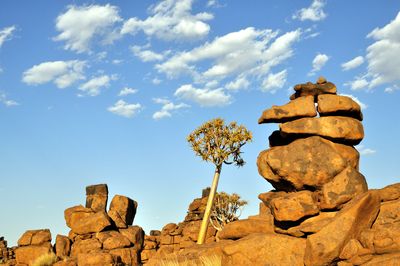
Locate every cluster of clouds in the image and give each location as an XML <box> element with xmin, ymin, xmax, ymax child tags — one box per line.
<box><xmin>1</xmin><ymin>0</ymin><xmax>399</xmax><ymax>122</ymax></box>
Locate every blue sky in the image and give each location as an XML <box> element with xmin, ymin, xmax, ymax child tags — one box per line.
<box><xmin>1</xmin><ymin>0</ymin><xmax>400</xmax><ymax>245</ymax></box>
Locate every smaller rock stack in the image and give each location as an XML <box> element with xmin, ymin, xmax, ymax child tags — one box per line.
<box><xmin>0</xmin><ymin>236</ymin><xmax>15</xmax><ymax>264</ymax></box>
<box><xmin>142</xmin><ymin>188</ymin><xmax>218</xmax><ymax>264</ymax></box>
<box><xmin>15</xmin><ymin>229</ymin><xmax>52</xmax><ymax>265</ymax></box>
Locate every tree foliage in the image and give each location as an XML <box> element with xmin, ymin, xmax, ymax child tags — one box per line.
<box><xmin>210</xmin><ymin>192</ymin><xmax>248</xmax><ymax>231</ymax></box>
<box><xmin>187</xmin><ymin>118</ymin><xmax>252</xmax><ymax>168</ymax></box>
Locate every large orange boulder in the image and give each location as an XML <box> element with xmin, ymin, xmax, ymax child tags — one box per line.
<box><xmin>77</xmin><ymin>252</ymin><xmax>121</xmax><ymax>266</ymax></box>
<box><xmin>55</xmin><ymin>234</ymin><xmax>71</xmax><ymax>258</ymax></box>
<box><xmin>70</xmin><ymin>238</ymin><xmax>102</xmax><ymax>257</ymax></box>
<box><xmin>109</xmin><ymin>247</ymin><xmax>140</xmax><ymax>266</ymax></box>
<box><xmin>258</xmin><ymin>95</ymin><xmax>316</xmax><ymax>124</ymax></box>
<box><xmin>317</xmin><ymin>94</ymin><xmax>363</xmax><ymax>120</ymax></box>
<box><xmin>119</xmin><ymin>226</ymin><xmax>144</xmax><ymax>249</ymax></box>
<box><xmin>270</xmin><ymin>191</ymin><xmax>319</xmax><ymax>222</ymax></box>
<box><xmin>304</xmin><ymin>191</ymin><xmax>381</xmax><ymax>266</ymax></box>
<box><xmin>17</xmin><ymin>229</ymin><xmax>51</xmax><ymax>246</ymax></box>
<box><xmin>96</xmin><ymin>231</ymin><xmax>131</xmax><ymax>250</ymax></box>
<box><xmin>15</xmin><ymin>245</ymin><xmax>52</xmax><ymax>265</ymax></box>
<box><xmin>85</xmin><ymin>184</ymin><xmax>108</xmax><ymax>212</ymax></box>
<box><xmin>377</xmin><ymin>183</ymin><xmax>400</xmax><ymax>202</ymax></box>
<box><xmin>64</xmin><ymin>205</ymin><xmax>94</xmax><ymax>228</ymax></box>
<box><xmin>319</xmin><ymin>166</ymin><xmax>368</xmax><ymax>210</ymax></box>
<box><xmin>290</xmin><ymin>80</ymin><xmax>337</xmax><ymax>100</ymax></box>
<box><xmin>108</xmin><ymin>195</ymin><xmax>137</xmax><ymax>228</ymax></box>
<box><xmin>280</xmin><ymin>116</ymin><xmax>364</xmax><ymax>145</ymax></box>
<box><xmin>217</xmin><ymin>218</ymin><xmax>274</xmax><ymax>240</ymax></box>
<box><xmin>69</xmin><ymin>210</ymin><xmax>112</xmax><ymax>235</ymax></box>
<box><xmin>257</xmin><ymin>136</ymin><xmax>359</xmax><ymax>190</ymax></box>
<box><xmin>221</xmin><ymin>233</ymin><xmax>306</xmax><ymax>265</ymax></box>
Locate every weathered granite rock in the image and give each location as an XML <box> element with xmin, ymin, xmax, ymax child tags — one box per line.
<box><xmin>108</xmin><ymin>195</ymin><xmax>137</xmax><ymax>228</ymax></box>
<box><xmin>85</xmin><ymin>184</ymin><xmax>108</xmax><ymax>212</ymax></box>
<box><xmin>70</xmin><ymin>238</ymin><xmax>102</xmax><ymax>257</ymax></box>
<box><xmin>377</xmin><ymin>183</ymin><xmax>400</xmax><ymax>202</ymax></box>
<box><xmin>290</xmin><ymin>81</ymin><xmax>337</xmax><ymax>100</ymax></box>
<box><xmin>280</xmin><ymin>116</ymin><xmax>364</xmax><ymax>145</ymax></box>
<box><xmin>257</xmin><ymin>136</ymin><xmax>359</xmax><ymax>190</ymax></box>
<box><xmin>317</xmin><ymin>94</ymin><xmax>363</xmax><ymax>120</ymax></box>
<box><xmin>363</xmin><ymin>253</ymin><xmax>400</xmax><ymax>265</ymax></box>
<box><xmin>319</xmin><ymin>166</ymin><xmax>368</xmax><ymax>210</ymax></box>
<box><xmin>109</xmin><ymin>247</ymin><xmax>140</xmax><ymax>266</ymax></box>
<box><xmin>373</xmin><ymin>199</ymin><xmax>400</xmax><ymax>229</ymax></box>
<box><xmin>217</xmin><ymin>218</ymin><xmax>274</xmax><ymax>240</ymax></box>
<box><xmin>53</xmin><ymin>258</ymin><xmax>77</xmax><ymax>266</ymax></box>
<box><xmin>15</xmin><ymin>245</ymin><xmax>52</xmax><ymax>265</ymax></box>
<box><xmin>17</xmin><ymin>229</ymin><xmax>51</xmax><ymax>246</ymax></box>
<box><xmin>258</xmin><ymin>95</ymin><xmax>317</xmax><ymax>124</ymax></box>
<box><xmin>270</xmin><ymin>191</ymin><xmax>319</xmax><ymax>222</ymax></box>
<box><xmin>70</xmin><ymin>210</ymin><xmax>112</xmax><ymax>235</ymax></box>
<box><xmin>285</xmin><ymin>212</ymin><xmax>337</xmax><ymax>237</ymax></box>
<box><xmin>222</xmin><ymin>233</ymin><xmax>306</xmax><ymax>265</ymax></box>
<box><xmin>55</xmin><ymin>234</ymin><xmax>71</xmax><ymax>258</ymax></box>
<box><xmin>64</xmin><ymin>205</ymin><xmax>94</xmax><ymax>229</ymax></box>
<box><xmin>77</xmin><ymin>252</ymin><xmax>121</xmax><ymax>266</ymax></box>
<box><xmin>304</xmin><ymin>191</ymin><xmax>381</xmax><ymax>266</ymax></box>
<box><xmin>119</xmin><ymin>226</ymin><xmax>144</xmax><ymax>249</ymax></box>
<box><xmin>96</xmin><ymin>231</ymin><xmax>131</xmax><ymax>250</ymax></box>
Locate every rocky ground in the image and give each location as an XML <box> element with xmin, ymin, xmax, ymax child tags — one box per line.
<box><xmin>1</xmin><ymin>77</ymin><xmax>399</xmax><ymax>265</ymax></box>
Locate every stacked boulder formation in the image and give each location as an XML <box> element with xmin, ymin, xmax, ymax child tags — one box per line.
<box><xmin>142</xmin><ymin>188</ymin><xmax>218</xmax><ymax>264</ymax></box>
<box><xmin>0</xmin><ymin>237</ymin><xmax>15</xmax><ymax>264</ymax></box>
<box><xmin>13</xmin><ymin>184</ymin><xmax>144</xmax><ymax>266</ymax></box>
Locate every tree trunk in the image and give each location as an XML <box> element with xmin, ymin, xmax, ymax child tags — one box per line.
<box><xmin>197</xmin><ymin>165</ymin><xmax>221</xmax><ymax>244</ymax></box>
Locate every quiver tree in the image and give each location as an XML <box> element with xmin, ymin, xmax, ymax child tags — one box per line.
<box><xmin>210</xmin><ymin>192</ymin><xmax>248</xmax><ymax>232</ymax></box>
<box><xmin>187</xmin><ymin>118</ymin><xmax>252</xmax><ymax>244</ymax></box>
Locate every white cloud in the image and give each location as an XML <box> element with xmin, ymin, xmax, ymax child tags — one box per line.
<box><xmin>356</xmin><ymin>145</ymin><xmax>376</xmax><ymax>156</ymax></box>
<box><xmin>340</xmin><ymin>94</ymin><xmax>368</xmax><ymax>109</ymax></box>
<box><xmin>118</xmin><ymin>87</ymin><xmax>138</xmax><ymax>96</ymax></box>
<box><xmin>156</xmin><ymin>27</ymin><xmax>301</xmax><ymax>93</ymax></box>
<box><xmin>152</xmin><ymin>98</ymin><xmax>190</xmax><ymax>120</ymax></box>
<box><xmin>308</xmin><ymin>53</ymin><xmax>329</xmax><ymax>76</ymax></box>
<box><xmin>174</xmin><ymin>84</ymin><xmax>231</xmax><ymax>107</ymax></box>
<box><xmin>54</xmin><ymin>4</ymin><xmax>122</xmax><ymax>53</ymax></box>
<box><xmin>152</xmin><ymin>78</ymin><xmax>162</xmax><ymax>85</ymax></box>
<box><xmin>345</xmin><ymin>78</ymin><xmax>369</xmax><ymax>91</ymax></box>
<box><xmin>131</xmin><ymin>45</ymin><xmax>165</xmax><ymax>62</ymax></box>
<box><xmin>0</xmin><ymin>26</ymin><xmax>16</xmax><ymax>48</ymax></box>
<box><xmin>261</xmin><ymin>70</ymin><xmax>287</xmax><ymax>93</ymax></box>
<box><xmin>384</xmin><ymin>85</ymin><xmax>399</xmax><ymax>93</ymax></box>
<box><xmin>121</xmin><ymin>0</ymin><xmax>213</xmax><ymax>41</ymax></box>
<box><xmin>112</xmin><ymin>59</ymin><xmax>123</xmax><ymax>65</ymax></box>
<box><xmin>0</xmin><ymin>92</ymin><xmax>19</xmax><ymax>107</ymax></box>
<box><xmin>341</xmin><ymin>56</ymin><xmax>364</xmax><ymax>71</ymax></box>
<box><xmin>365</xmin><ymin>11</ymin><xmax>400</xmax><ymax>89</ymax></box>
<box><xmin>293</xmin><ymin>0</ymin><xmax>327</xmax><ymax>21</ymax></box>
<box><xmin>108</xmin><ymin>100</ymin><xmax>142</xmax><ymax>118</ymax></box>
<box><xmin>225</xmin><ymin>77</ymin><xmax>250</xmax><ymax>91</ymax></box>
<box><xmin>79</xmin><ymin>75</ymin><xmax>113</xmax><ymax>96</ymax></box>
<box><xmin>22</xmin><ymin>60</ymin><xmax>86</xmax><ymax>88</ymax></box>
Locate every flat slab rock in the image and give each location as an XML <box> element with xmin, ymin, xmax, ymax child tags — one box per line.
<box><xmin>280</xmin><ymin>116</ymin><xmax>364</xmax><ymax>145</ymax></box>
<box><xmin>257</xmin><ymin>136</ymin><xmax>359</xmax><ymax>191</ymax></box>
<box><xmin>290</xmin><ymin>81</ymin><xmax>337</xmax><ymax>100</ymax></box>
<box><xmin>317</xmin><ymin>94</ymin><xmax>363</xmax><ymax>121</ymax></box>
<box><xmin>217</xmin><ymin>218</ymin><xmax>274</xmax><ymax>240</ymax></box>
<box><xmin>258</xmin><ymin>95</ymin><xmax>316</xmax><ymax>124</ymax></box>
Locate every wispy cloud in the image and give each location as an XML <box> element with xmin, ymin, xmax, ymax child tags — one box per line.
<box><xmin>357</xmin><ymin>145</ymin><xmax>376</xmax><ymax>156</ymax></box>
<box><xmin>54</xmin><ymin>4</ymin><xmax>122</xmax><ymax>53</ymax></box>
<box><xmin>0</xmin><ymin>92</ymin><xmax>19</xmax><ymax>107</ymax></box>
<box><xmin>79</xmin><ymin>75</ymin><xmax>115</xmax><ymax>96</ymax></box>
<box><xmin>118</xmin><ymin>87</ymin><xmax>138</xmax><ymax>96</ymax></box>
<box><xmin>108</xmin><ymin>100</ymin><xmax>142</xmax><ymax>118</ymax></box>
<box><xmin>341</xmin><ymin>56</ymin><xmax>364</xmax><ymax>71</ymax></box>
<box><xmin>261</xmin><ymin>70</ymin><xmax>287</xmax><ymax>93</ymax></box>
<box><xmin>121</xmin><ymin>0</ymin><xmax>213</xmax><ymax>41</ymax></box>
<box><xmin>131</xmin><ymin>45</ymin><xmax>166</xmax><ymax>62</ymax></box>
<box><xmin>293</xmin><ymin>0</ymin><xmax>327</xmax><ymax>22</ymax></box>
<box><xmin>0</xmin><ymin>25</ymin><xmax>16</xmax><ymax>48</ymax></box>
<box><xmin>152</xmin><ymin>98</ymin><xmax>190</xmax><ymax>120</ymax></box>
<box><xmin>308</xmin><ymin>53</ymin><xmax>329</xmax><ymax>76</ymax></box>
<box><xmin>174</xmin><ymin>84</ymin><xmax>231</xmax><ymax>107</ymax></box>
<box><xmin>22</xmin><ymin>60</ymin><xmax>86</xmax><ymax>88</ymax></box>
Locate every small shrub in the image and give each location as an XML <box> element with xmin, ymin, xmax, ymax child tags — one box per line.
<box><xmin>32</xmin><ymin>252</ymin><xmax>57</xmax><ymax>266</ymax></box>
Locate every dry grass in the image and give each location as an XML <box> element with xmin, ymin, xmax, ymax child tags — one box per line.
<box><xmin>32</xmin><ymin>252</ymin><xmax>57</xmax><ymax>266</ymax></box>
<box><xmin>159</xmin><ymin>254</ymin><xmax>221</xmax><ymax>266</ymax></box>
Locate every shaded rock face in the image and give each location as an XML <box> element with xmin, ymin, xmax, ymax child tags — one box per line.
<box><xmin>85</xmin><ymin>184</ymin><xmax>108</xmax><ymax>212</ymax></box>
<box><xmin>108</xmin><ymin>195</ymin><xmax>138</xmax><ymax>229</ymax></box>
